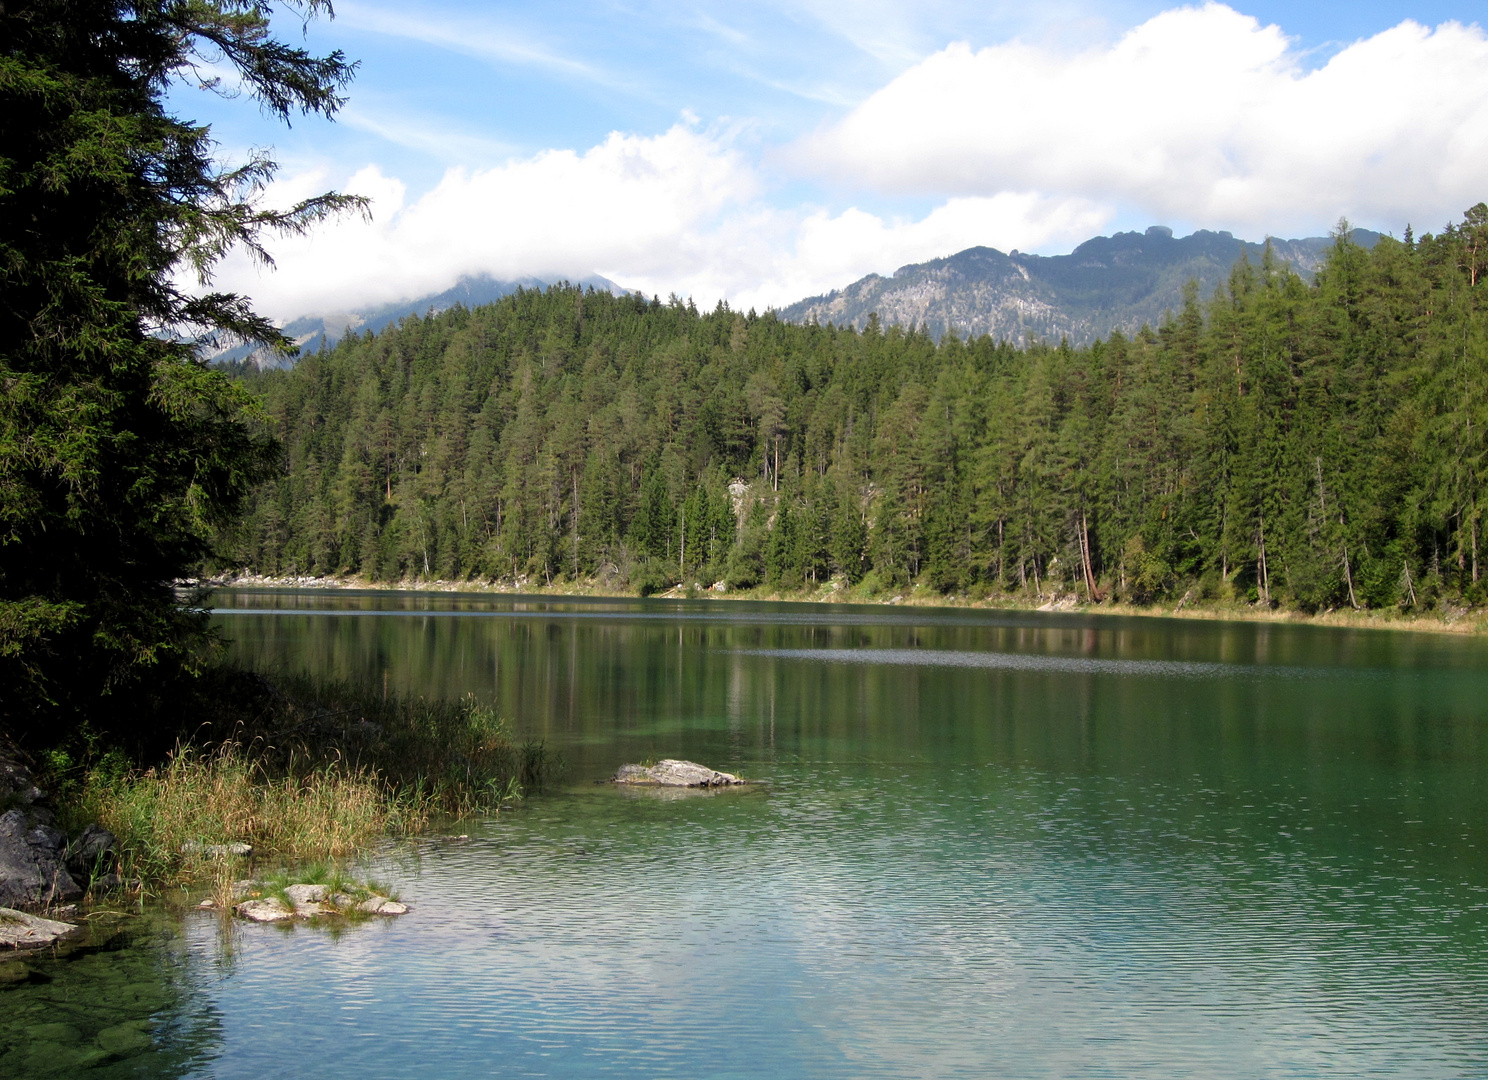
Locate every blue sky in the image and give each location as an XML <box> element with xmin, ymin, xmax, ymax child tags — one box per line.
<box><xmin>193</xmin><ymin>2</ymin><xmax>1488</xmax><ymax>320</ymax></box>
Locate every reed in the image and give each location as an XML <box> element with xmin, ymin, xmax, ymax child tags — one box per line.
<box><xmin>52</xmin><ymin>666</ymin><xmax>559</xmax><ymax>886</ymax></box>
<box><xmin>69</xmin><ymin>743</ymin><xmax>419</xmax><ymax>885</ymax></box>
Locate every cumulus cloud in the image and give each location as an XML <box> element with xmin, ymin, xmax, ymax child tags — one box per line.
<box><xmin>797</xmin><ymin>3</ymin><xmax>1488</xmax><ymax>237</ymax></box>
<box><xmin>213</xmin><ymin>123</ymin><xmax>750</xmax><ymax>319</ymax></box>
<box><xmin>212</xmin><ymin>4</ymin><xmax>1488</xmax><ymax>322</ymax></box>
<box><xmin>212</xmin><ymin>123</ymin><xmax>1104</xmax><ymax>320</ymax></box>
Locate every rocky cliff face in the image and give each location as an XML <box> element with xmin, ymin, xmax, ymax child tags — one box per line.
<box><xmin>778</xmin><ymin>226</ymin><xmax>1382</xmax><ymax>346</ymax></box>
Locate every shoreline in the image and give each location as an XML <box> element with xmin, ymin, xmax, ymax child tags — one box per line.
<box><xmin>201</xmin><ymin>573</ymin><xmax>1488</xmax><ymax>637</ymax></box>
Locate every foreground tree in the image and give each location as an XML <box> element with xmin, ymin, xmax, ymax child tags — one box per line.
<box><xmin>0</xmin><ymin>0</ymin><xmax>362</xmax><ymax>745</ymax></box>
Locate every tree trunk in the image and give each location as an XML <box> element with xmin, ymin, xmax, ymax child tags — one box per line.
<box><xmin>1257</xmin><ymin>515</ymin><xmax>1270</xmax><ymax>605</ymax></box>
<box><xmin>1079</xmin><ymin>509</ymin><xmax>1101</xmax><ymax>601</ymax></box>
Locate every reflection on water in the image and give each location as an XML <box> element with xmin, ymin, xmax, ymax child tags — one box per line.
<box><xmin>733</xmin><ymin>645</ymin><xmax>1340</xmax><ymax>679</ymax></box>
<box><xmin>9</xmin><ymin>590</ymin><xmax>1485</xmax><ymax>1078</ymax></box>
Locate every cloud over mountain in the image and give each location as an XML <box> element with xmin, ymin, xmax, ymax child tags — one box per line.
<box><xmin>209</xmin><ymin>5</ymin><xmax>1488</xmax><ymax>322</ymax></box>
<box><xmin>798</xmin><ymin>4</ymin><xmax>1488</xmax><ymax>237</ymax></box>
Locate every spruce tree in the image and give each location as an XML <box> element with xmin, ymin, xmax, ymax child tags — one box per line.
<box><xmin>0</xmin><ymin>0</ymin><xmax>360</xmax><ymax>743</ymax></box>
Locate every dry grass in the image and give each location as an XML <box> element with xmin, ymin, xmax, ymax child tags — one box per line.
<box><xmin>71</xmin><ymin>743</ymin><xmax>425</xmax><ymax>885</ymax></box>
<box><xmin>52</xmin><ymin>669</ymin><xmax>559</xmax><ymax>887</ymax></box>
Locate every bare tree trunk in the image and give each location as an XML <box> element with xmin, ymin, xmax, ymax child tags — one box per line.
<box><xmin>997</xmin><ymin>518</ymin><xmax>1005</xmax><ymax>584</ymax></box>
<box><xmin>1257</xmin><ymin>515</ymin><xmax>1270</xmax><ymax>605</ymax></box>
<box><xmin>1473</xmin><ymin>508</ymin><xmax>1480</xmax><ymax>583</ymax></box>
<box><xmin>1079</xmin><ymin>509</ymin><xmax>1101</xmax><ymax>602</ymax></box>
<box><xmin>572</xmin><ymin>471</ymin><xmax>580</xmax><ymax>580</ymax></box>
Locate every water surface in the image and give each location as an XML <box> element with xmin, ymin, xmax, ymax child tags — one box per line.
<box><xmin>6</xmin><ymin>591</ymin><xmax>1486</xmax><ymax>1077</ymax></box>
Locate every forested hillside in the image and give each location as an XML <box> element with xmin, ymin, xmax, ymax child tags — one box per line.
<box><xmin>219</xmin><ymin>212</ymin><xmax>1488</xmax><ymax>613</ymax></box>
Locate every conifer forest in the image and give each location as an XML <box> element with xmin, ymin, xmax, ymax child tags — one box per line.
<box><xmin>219</xmin><ymin>213</ymin><xmax>1488</xmax><ymax>613</ymax></box>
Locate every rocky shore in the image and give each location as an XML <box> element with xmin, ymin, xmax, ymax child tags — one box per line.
<box><xmin>0</xmin><ymin>750</ymin><xmax>122</xmax><ymax>950</ymax></box>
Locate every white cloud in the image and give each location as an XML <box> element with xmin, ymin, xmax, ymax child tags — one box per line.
<box><xmin>796</xmin><ymin>3</ymin><xmax>1488</xmax><ymax>236</ymax></box>
<box><xmin>212</xmin><ymin>4</ymin><xmax>1488</xmax><ymax>323</ymax></box>
<box><xmin>212</xmin><ymin>123</ymin><xmax>1105</xmax><ymax>320</ymax></box>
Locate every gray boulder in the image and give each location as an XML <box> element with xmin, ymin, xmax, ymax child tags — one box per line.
<box><xmin>0</xmin><ymin>750</ymin><xmax>83</xmax><ymax>907</ymax></box>
<box><xmin>611</xmin><ymin>759</ymin><xmax>745</xmax><ymax>787</ymax></box>
<box><xmin>283</xmin><ymin>883</ymin><xmax>328</xmax><ymax>906</ymax></box>
<box><xmin>0</xmin><ymin>809</ymin><xmax>82</xmax><ymax>908</ymax></box>
<box><xmin>66</xmin><ymin>824</ymin><xmax>118</xmax><ymax>880</ymax></box>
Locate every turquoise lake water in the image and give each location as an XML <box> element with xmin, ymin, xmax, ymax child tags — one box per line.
<box><xmin>4</xmin><ymin>590</ymin><xmax>1487</xmax><ymax>1077</ymax></box>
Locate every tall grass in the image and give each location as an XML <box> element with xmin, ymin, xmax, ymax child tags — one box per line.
<box><xmin>71</xmin><ymin>744</ymin><xmax>415</xmax><ymax>884</ymax></box>
<box><xmin>51</xmin><ymin>665</ymin><xmax>558</xmax><ymax>885</ymax></box>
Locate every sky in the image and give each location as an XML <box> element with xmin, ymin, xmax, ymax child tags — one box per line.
<box><xmin>188</xmin><ymin>1</ymin><xmax>1488</xmax><ymax>322</ymax></box>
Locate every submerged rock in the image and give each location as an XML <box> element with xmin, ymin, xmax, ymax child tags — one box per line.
<box><xmin>611</xmin><ymin>759</ymin><xmax>746</xmax><ymax>787</ymax></box>
<box><xmin>0</xmin><ymin>906</ymin><xmax>81</xmax><ymax>950</ymax></box>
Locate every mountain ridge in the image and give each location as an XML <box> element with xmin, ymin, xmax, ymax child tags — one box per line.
<box><xmin>776</xmin><ymin>226</ymin><xmax>1383</xmax><ymax>346</ymax></box>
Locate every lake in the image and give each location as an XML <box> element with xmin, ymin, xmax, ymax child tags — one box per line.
<box><xmin>5</xmin><ymin>589</ymin><xmax>1487</xmax><ymax>1077</ymax></box>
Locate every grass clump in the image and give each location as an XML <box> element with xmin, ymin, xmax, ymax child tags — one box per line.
<box><xmin>49</xmin><ymin>664</ymin><xmax>559</xmax><ymax>886</ymax></box>
<box><xmin>66</xmin><ymin>743</ymin><xmax>417</xmax><ymax>885</ymax></box>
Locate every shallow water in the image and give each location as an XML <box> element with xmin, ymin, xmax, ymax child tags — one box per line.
<box><xmin>6</xmin><ymin>591</ymin><xmax>1487</xmax><ymax>1077</ymax></box>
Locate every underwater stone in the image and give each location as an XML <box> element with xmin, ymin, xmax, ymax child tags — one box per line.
<box><xmin>95</xmin><ymin>1021</ymin><xmax>153</xmax><ymax>1056</ymax></box>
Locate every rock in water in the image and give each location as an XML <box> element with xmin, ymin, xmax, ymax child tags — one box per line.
<box><xmin>234</xmin><ymin>898</ymin><xmax>293</xmax><ymax>922</ymax></box>
<box><xmin>0</xmin><ymin>907</ymin><xmax>80</xmax><ymax>950</ymax></box>
<box><xmin>611</xmin><ymin>759</ymin><xmax>745</xmax><ymax>787</ymax></box>
<box><xmin>357</xmin><ymin>897</ymin><xmax>408</xmax><ymax>915</ymax></box>
<box><xmin>283</xmin><ymin>883</ymin><xmax>328</xmax><ymax>907</ymax></box>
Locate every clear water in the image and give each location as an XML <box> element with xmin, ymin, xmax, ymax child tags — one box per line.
<box><xmin>5</xmin><ymin>591</ymin><xmax>1488</xmax><ymax>1077</ymax></box>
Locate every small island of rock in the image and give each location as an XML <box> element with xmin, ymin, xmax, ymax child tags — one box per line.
<box><xmin>611</xmin><ymin>759</ymin><xmax>746</xmax><ymax>787</ymax></box>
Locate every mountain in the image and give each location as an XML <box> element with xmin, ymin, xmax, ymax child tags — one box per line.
<box><xmin>213</xmin><ymin>272</ymin><xmax>623</xmax><ymax>368</ymax></box>
<box><xmin>777</xmin><ymin>226</ymin><xmax>1383</xmax><ymax>346</ymax></box>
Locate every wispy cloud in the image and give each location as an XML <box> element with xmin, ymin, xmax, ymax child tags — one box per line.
<box><xmin>336</xmin><ymin>1</ymin><xmax>634</xmax><ymax>92</ymax></box>
<box><xmin>337</xmin><ymin>102</ymin><xmax>521</xmax><ymax>164</ymax></box>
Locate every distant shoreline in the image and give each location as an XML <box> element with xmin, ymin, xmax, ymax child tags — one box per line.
<box><xmin>198</xmin><ymin>573</ymin><xmax>1488</xmax><ymax>637</ymax></box>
